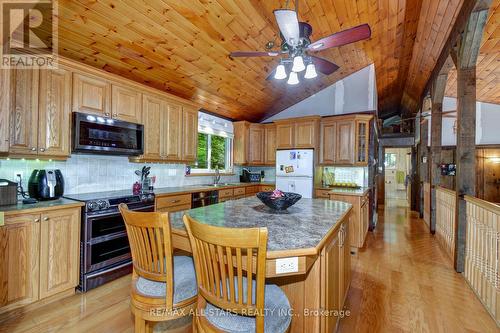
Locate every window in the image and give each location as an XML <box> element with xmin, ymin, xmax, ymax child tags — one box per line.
<box><xmin>384</xmin><ymin>153</ymin><xmax>397</xmax><ymax>169</ymax></box>
<box><xmin>191</xmin><ymin>132</ymin><xmax>233</xmax><ymax>173</ymax></box>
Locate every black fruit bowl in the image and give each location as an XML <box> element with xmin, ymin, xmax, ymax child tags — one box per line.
<box><xmin>256</xmin><ymin>192</ymin><xmax>302</xmax><ymax>211</ymax></box>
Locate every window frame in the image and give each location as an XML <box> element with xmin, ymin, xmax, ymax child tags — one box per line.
<box><xmin>190</xmin><ymin>131</ymin><xmax>233</xmax><ymax>174</ymax></box>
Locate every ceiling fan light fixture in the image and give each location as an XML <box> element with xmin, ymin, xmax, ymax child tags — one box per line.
<box><xmin>287</xmin><ymin>71</ymin><xmax>299</xmax><ymax>85</ymax></box>
<box><xmin>304</xmin><ymin>63</ymin><xmax>317</xmax><ymax>79</ymax></box>
<box><xmin>274</xmin><ymin>64</ymin><xmax>287</xmax><ymax>80</ymax></box>
<box><xmin>292</xmin><ymin>56</ymin><xmax>305</xmax><ymax>72</ymax></box>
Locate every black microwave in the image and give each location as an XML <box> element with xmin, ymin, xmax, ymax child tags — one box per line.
<box><xmin>72</xmin><ymin>112</ymin><xmax>144</xmax><ymax>156</ymax></box>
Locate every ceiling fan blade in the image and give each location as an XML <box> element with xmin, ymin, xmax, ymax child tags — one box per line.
<box><xmin>274</xmin><ymin>9</ymin><xmax>300</xmax><ymax>46</ymax></box>
<box><xmin>311</xmin><ymin>56</ymin><xmax>339</xmax><ymax>75</ymax></box>
<box><xmin>308</xmin><ymin>24</ymin><xmax>371</xmax><ymax>51</ymax></box>
<box><xmin>230</xmin><ymin>51</ymin><xmax>279</xmax><ymax>58</ymax></box>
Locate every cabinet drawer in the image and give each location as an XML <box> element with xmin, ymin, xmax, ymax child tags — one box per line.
<box><xmin>233</xmin><ymin>187</ymin><xmax>245</xmax><ymax>196</ymax></box>
<box><xmin>156</xmin><ymin>194</ymin><xmax>191</xmax><ymax>210</ymax></box>
<box><xmin>245</xmin><ymin>186</ymin><xmax>258</xmax><ymax>194</ymax></box>
<box><xmin>157</xmin><ymin>203</ymin><xmax>191</xmax><ymax>213</ymax></box>
<box><xmin>260</xmin><ymin>185</ymin><xmax>274</xmax><ymax>192</ymax></box>
<box><xmin>218</xmin><ymin>188</ymin><xmax>234</xmax><ymax>199</ymax></box>
<box><xmin>315</xmin><ymin>189</ymin><xmax>331</xmax><ymax>198</ymax></box>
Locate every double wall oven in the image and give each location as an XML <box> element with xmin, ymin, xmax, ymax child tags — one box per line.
<box><xmin>65</xmin><ymin>191</ymin><xmax>155</xmax><ymax>292</ymax></box>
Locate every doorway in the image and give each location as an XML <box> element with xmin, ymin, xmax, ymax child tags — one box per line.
<box><xmin>384</xmin><ymin>148</ymin><xmax>411</xmax><ymax>206</ymax></box>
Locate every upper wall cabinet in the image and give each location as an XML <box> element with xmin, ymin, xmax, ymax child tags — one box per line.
<box><xmin>72</xmin><ymin>73</ymin><xmax>111</xmax><ymax>117</ymax></box>
<box><xmin>319</xmin><ymin>114</ymin><xmax>373</xmax><ymax>166</ymax></box>
<box><xmin>264</xmin><ymin>123</ymin><xmax>276</xmax><ymax>165</ymax></box>
<box><xmin>6</xmin><ymin>67</ymin><xmax>71</xmax><ymax>158</ymax></box>
<box><xmin>275</xmin><ymin>117</ymin><xmax>320</xmax><ymax>150</ymax></box>
<box><xmin>142</xmin><ymin>94</ymin><xmax>163</xmax><ymax>159</ymax></box>
<box><xmin>181</xmin><ymin>106</ymin><xmax>198</xmax><ymax>162</ymax></box>
<box><xmin>0</xmin><ymin>70</ymin><xmax>10</xmax><ymax>153</ymax></box>
<box><xmin>162</xmin><ymin>101</ymin><xmax>183</xmax><ymax>161</ymax></box>
<box><xmin>38</xmin><ymin>68</ymin><xmax>72</xmax><ymax>157</ymax></box>
<box><xmin>233</xmin><ymin>121</ymin><xmax>250</xmax><ymax>165</ymax></box>
<box><xmin>249</xmin><ymin>124</ymin><xmax>265</xmax><ymax>165</ymax></box>
<box><xmin>111</xmin><ymin>84</ymin><xmax>142</xmax><ymax>124</ymax></box>
<box><xmin>233</xmin><ymin>122</ymin><xmax>270</xmax><ymax>166</ymax></box>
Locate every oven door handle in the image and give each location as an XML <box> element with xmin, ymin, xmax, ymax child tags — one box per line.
<box><xmin>86</xmin><ymin>205</ymin><xmax>155</xmax><ymax>218</ymax></box>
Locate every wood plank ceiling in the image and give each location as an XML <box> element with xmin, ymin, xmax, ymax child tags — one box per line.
<box><xmin>445</xmin><ymin>0</ymin><xmax>500</xmax><ymax>105</ymax></box>
<box><xmin>58</xmin><ymin>0</ymin><xmax>468</xmax><ymax>121</ymax></box>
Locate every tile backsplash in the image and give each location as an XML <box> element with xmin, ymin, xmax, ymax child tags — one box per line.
<box><xmin>322</xmin><ymin>166</ymin><xmax>368</xmax><ymax>187</ymax></box>
<box><xmin>0</xmin><ymin>154</ymin><xmax>247</xmax><ymax>195</ymax></box>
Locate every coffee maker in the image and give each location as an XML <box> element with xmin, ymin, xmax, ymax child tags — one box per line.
<box><xmin>28</xmin><ymin>169</ymin><xmax>64</xmax><ymax>200</ymax></box>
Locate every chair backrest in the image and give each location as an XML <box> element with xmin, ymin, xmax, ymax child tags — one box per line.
<box><xmin>119</xmin><ymin>203</ymin><xmax>174</xmax><ymax>309</ymax></box>
<box><xmin>183</xmin><ymin>214</ymin><xmax>268</xmax><ymax>332</ymax></box>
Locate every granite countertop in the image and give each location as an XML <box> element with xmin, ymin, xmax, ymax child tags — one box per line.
<box><xmin>317</xmin><ymin>186</ymin><xmax>371</xmax><ymax>197</ymax></box>
<box><xmin>169</xmin><ymin>197</ymin><xmax>352</xmax><ymax>253</ymax></box>
<box><xmin>0</xmin><ymin>198</ymin><xmax>84</xmax><ymax>216</ymax></box>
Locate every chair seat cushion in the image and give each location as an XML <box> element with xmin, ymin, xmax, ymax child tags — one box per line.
<box><xmin>135</xmin><ymin>255</ymin><xmax>197</xmax><ymax>304</ymax></box>
<box><xmin>204</xmin><ymin>278</ymin><xmax>291</xmax><ymax>333</ymax></box>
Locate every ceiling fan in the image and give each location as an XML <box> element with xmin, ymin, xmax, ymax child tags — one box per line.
<box><xmin>229</xmin><ymin>3</ymin><xmax>371</xmax><ymax>85</ymax></box>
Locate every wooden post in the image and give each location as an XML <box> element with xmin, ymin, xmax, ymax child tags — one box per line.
<box><xmin>429</xmin><ymin>72</ymin><xmax>448</xmax><ymax>234</ymax></box>
<box><xmin>453</xmin><ymin>4</ymin><xmax>490</xmax><ymax>272</ymax></box>
<box><xmin>418</xmin><ymin>119</ymin><xmax>429</xmax><ymax>218</ymax></box>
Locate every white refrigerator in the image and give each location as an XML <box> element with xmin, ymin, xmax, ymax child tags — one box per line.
<box><xmin>275</xmin><ymin>149</ymin><xmax>314</xmax><ymax>199</ymax></box>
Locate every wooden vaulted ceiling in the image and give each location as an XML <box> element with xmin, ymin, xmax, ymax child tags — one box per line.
<box><xmin>58</xmin><ymin>0</ymin><xmax>471</xmax><ymax>121</ymax></box>
<box><xmin>445</xmin><ymin>0</ymin><xmax>500</xmax><ymax>105</ymax></box>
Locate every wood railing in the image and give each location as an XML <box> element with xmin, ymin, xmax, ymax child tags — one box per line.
<box><xmin>464</xmin><ymin>195</ymin><xmax>500</xmax><ymax>326</ymax></box>
<box><xmin>435</xmin><ymin>187</ymin><xmax>456</xmax><ymax>262</ymax></box>
<box><xmin>423</xmin><ymin>182</ymin><xmax>431</xmax><ymax>227</ymax></box>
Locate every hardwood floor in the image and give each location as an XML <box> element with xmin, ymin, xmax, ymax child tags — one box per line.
<box><xmin>0</xmin><ymin>200</ymin><xmax>497</xmax><ymax>332</ymax></box>
<box><xmin>339</xmin><ymin>199</ymin><xmax>498</xmax><ymax>332</ymax></box>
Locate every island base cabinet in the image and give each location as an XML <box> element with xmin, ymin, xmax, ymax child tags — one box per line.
<box><xmin>0</xmin><ymin>207</ymin><xmax>81</xmax><ymax>314</ymax></box>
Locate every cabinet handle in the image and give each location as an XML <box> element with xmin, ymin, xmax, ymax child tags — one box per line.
<box><xmin>43</xmin><ymin>217</ymin><xmax>49</xmax><ymax>221</ymax></box>
<box><xmin>105</xmin><ymin>113</ymin><xmax>110</xmax><ymax>117</ymax></box>
<box><xmin>34</xmin><ymin>218</ymin><xmax>40</xmax><ymax>223</ymax></box>
<box><xmin>113</xmin><ymin>113</ymin><xmax>118</xmax><ymax>117</ymax></box>
<box><xmin>171</xmin><ymin>199</ymin><xmax>180</xmax><ymax>203</ymax></box>
<box><xmin>39</xmin><ymin>148</ymin><xmax>45</xmax><ymax>152</ymax></box>
<box><xmin>31</xmin><ymin>147</ymin><xmax>36</xmax><ymax>151</ymax></box>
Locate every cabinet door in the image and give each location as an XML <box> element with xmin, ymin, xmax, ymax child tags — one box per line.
<box><xmin>39</xmin><ymin>208</ymin><xmax>80</xmax><ymax>299</ymax></box>
<box><xmin>142</xmin><ymin>94</ymin><xmax>163</xmax><ymax>159</ymax></box>
<box><xmin>181</xmin><ymin>106</ymin><xmax>198</xmax><ymax>161</ymax></box>
<box><xmin>0</xmin><ymin>214</ymin><xmax>40</xmax><ymax>309</ymax></box>
<box><xmin>264</xmin><ymin>124</ymin><xmax>276</xmax><ymax>165</ymax></box>
<box><xmin>336</xmin><ymin>121</ymin><xmax>355</xmax><ymax>164</ymax></box>
<box><xmin>162</xmin><ymin>102</ymin><xmax>183</xmax><ymax>160</ymax></box>
<box><xmin>276</xmin><ymin>123</ymin><xmax>294</xmax><ymax>149</ymax></box>
<box><xmin>342</xmin><ymin>222</ymin><xmax>351</xmax><ymax>304</ymax></box>
<box><xmin>355</xmin><ymin>120</ymin><xmax>369</xmax><ymax>165</ymax></box>
<box><xmin>38</xmin><ymin>68</ymin><xmax>71</xmax><ymax>157</ymax></box>
<box><xmin>111</xmin><ymin>84</ymin><xmax>142</xmax><ymax>123</ymax></box>
<box><xmin>320</xmin><ymin>121</ymin><xmax>336</xmax><ymax>164</ymax></box>
<box><xmin>321</xmin><ymin>230</ymin><xmax>341</xmax><ymax>332</ymax></box>
<box><xmin>249</xmin><ymin>125</ymin><xmax>264</xmax><ymax>165</ymax></box>
<box><xmin>9</xmin><ymin>68</ymin><xmax>39</xmax><ymax>155</ymax></box>
<box><xmin>295</xmin><ymin>121</ymin><xmax>317</xmax><ymax>148</ymax></box>
<box><xmin>0</xmin><ymin>70</ymin><xmax>9</xmax><ymax>153</ymax></box>
<box><xmin>73</xmin><ymin>73</ymin><xmax>111</xmax><ymax>116</ymax></box>
<box><xmin>233</xmin><ymin>122</ymin><xmax>249</xmax><ymax>165</ymax></box>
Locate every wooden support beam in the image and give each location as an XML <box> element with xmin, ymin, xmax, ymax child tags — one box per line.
<box><xmin>418</xmin><ymin>119</ymin><xmax>429</xmax><ymax>218</ymax></box>
<box><xmin>429</xmin><ymin>73</ymin><xmax>448</xmax><ymax>233</ymax></box>
<box><xmin>453</xmin><ymin>2</ymin><xmax>491</xmax><ymax>273</ymax></box>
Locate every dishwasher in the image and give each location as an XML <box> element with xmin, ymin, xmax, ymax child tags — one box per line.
<box><xmin>191</xmin><ymin>190</ymin><xmax>219</xmax><ymax>208</ymax></box>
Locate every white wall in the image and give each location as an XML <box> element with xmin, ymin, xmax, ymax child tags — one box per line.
<box><xmin>264</xmin><ymin>64</ymin><xmax>377</xmax><ymax>122</ymax></box>
<box><xmin>427</xmin><ymin>96</ymin><xmax>500</xmax><ymax>146</ymax></box>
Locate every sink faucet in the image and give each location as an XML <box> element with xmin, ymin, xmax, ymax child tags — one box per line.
<box><xmin>214</xmin><ymin>167</ymin><xmax>221</xmax><ymax>185</ymax></box>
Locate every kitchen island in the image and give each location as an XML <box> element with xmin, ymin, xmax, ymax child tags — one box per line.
<box><xmin>169</xmin><ymin>197</ymin><xmax>352</xmax><ymax>333</ymax></box>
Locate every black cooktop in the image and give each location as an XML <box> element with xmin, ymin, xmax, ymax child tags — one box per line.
<box><xmin>64</xmin><ymin>189</ymin><xmax>149</xmax><ymax>202</ymax></box>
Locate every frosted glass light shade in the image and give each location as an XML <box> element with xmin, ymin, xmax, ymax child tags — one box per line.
<box><xmin>287</xmin><ymin>71</ymin><xmax>299</xmax><ymax>85</ymax></box>
<box><xmin>292</xmin><ymin>56</ymin><xmax>305</xmax><ymax>72</ymax></box>
<box><xmin>304</xmin><ymin>63</ymin><xmax>317</xmax><ymax>79</ymax></box>
<box><xmin>274</xmin><ymin>64</ymin><xmax>287</xmax><ymax>80</ymax></box>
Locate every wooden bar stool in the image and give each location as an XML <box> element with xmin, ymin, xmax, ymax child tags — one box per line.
<box><xmin>183</xmin><ymin>215</ymin><xmax>292</xmax><ymax>333</ymax></box>
<box><xmin>119</xmin><ymin>204</ymin><xmax>197</xmax><ymax>333</ymax></box>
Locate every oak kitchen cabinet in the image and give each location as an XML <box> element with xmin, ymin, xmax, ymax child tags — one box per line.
<box><xmin>275</xmin><ymin>116</ymin><xmax>320</xmax><ymax>149</ymax></box>
<box><xmin>111</xmin><ymin>84</ymin><xmax>142</xmax><ymax>124</ymax></box>
<box><xmin>6</xmin><ymin>67</ymin><xmax>71</xmax><ymax>158</ymax></box>
<box><xmin>72</xmin><ymin>72</ymin><xmax>111</xmax><ymax>117</ymax></box>
<box><xmin>329</xmin><ymin>191</ymin><xmax>369</xmax><ymax>252</ymax></box>
<box><xmin>233</xmin><ymin>122</ymin><xmax>269</xmax><ymax>166</ymax></box>
<box><xmin>320</xmin><ymin>216</ymin><xmax>350</xmax><ymax>332</ymax></box>
<box><xmin>263</xmin><ymin>123</ymin><xmax>276</xmax><ymax>165</ymax></box>
<box><xmin>319</xmin><ymin>114</ymin><xmax>373</xmax><ymax>166</ymax></box>
<box><xmin>133</xmin><ymin>94</ymin><xmax>198</xmax><ymax>163</ymax></box>
<box><xmin>0</xmin><ymin>206</ymin><xmax>81</xmax><ymax>313</ymax></box>
<box><xmin>0</xmin><ymin>69</ymin><xmax>9</xmax><ymax>153</ymax></box>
